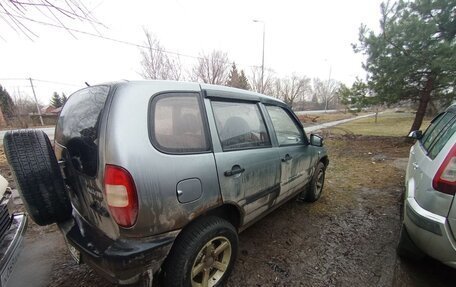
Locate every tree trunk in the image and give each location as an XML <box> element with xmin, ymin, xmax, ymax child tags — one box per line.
<box><xmin>375</xmin><ymin>106</ymin><xmax>378</xmax><ymax>124</ymax></box>
<box><xmin>409</xmin><ymin>75</ymin><xmax>435</xmax><ymax>133</ymax></box>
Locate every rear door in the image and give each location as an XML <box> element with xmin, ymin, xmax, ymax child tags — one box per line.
<box><xmin>54</xmin><ymin>86</ymin><xmax>116</xmax><ymax>234</ymax></box>
<box><xmin>411</xmin><ymin>111</ymin><xmax>456</xmax><ymax>217</ymax></box>
<box><xmin>207</xmin><ymin>99</ymin><xmax>281</xmax><ymax>225</ymax></box>
<box><xmin>264</xmin><ymin>105</ymin><xmax>313</xmax><ymax>202</ymax></box>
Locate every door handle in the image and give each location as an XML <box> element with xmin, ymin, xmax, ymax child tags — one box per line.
<box><xmin>224</xmin><ymin>165</ymin><xmax>245</xmax><ymax>176</ymax></box>
<box><xmin>281</xmin><ymin>154</ymin><xmax>293</xmax><ymax>162</ymax></box>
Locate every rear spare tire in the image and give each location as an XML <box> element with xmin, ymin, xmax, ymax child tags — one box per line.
<box><xmin>3</xmin><ymin>129</ymin><xmax>71</xmax><ymax>225</ymax></box>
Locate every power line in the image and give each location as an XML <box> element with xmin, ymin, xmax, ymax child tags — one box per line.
<box><xmin>0</xmin><ymin>11</ymin><xmax>203</xmax><ymax>61</ymax></box>
<box><xmin>32</xmin><ymin>78</ymin><xmax>81</xmax><ymax>87</ymax></box>
<box><xmin>0</xmin><ymin>77</ymin><xmax>26</xmax><ymax>81</ymax></box>
<box><xmin>0</xmin><ymin>78</ymin><xmax>81</xmax><ymax>87</ymax></box>
<box><xmin>0</xmin><ymin>11</ymin><xmax>263</xmax><ymax>68</ymax></box>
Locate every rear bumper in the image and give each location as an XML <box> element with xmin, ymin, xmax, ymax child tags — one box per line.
<box><xmin>404</xmin><ymin>198</ymin><xmax>456</xmax><ymax>267</ymax></box>
<box><xmin>0</xmin><ymin>213</ymin><xmax>27</xmax><ymax>287</ymax></box>
<box><xmin>58</xmin><ymin>217</ymin><xmax>179</xmax><ymax>285</ymax></box>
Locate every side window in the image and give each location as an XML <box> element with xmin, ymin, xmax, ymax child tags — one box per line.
<box><xmin>422</xmin><ymin>113</ymin><xmax>455</xmax><ymax>151</ymax></box>
<box><xmin>211</xmin><ymin>101</ymin><xmax>270</xmax><ymax>151</ymax></box>
<box><xmin>428</xmin><ymin>117</ymin><xmax>456</xmax><ymax>159</ymax></box>
<box><xmin>266</xmin><ymin>105</ymin><xmax>304</xmax><ymax>146</ymax></box>
<box><xmin>151</xmin><ymin>93</ymin><xmax>209</xmax><ymax>153</ymax></box>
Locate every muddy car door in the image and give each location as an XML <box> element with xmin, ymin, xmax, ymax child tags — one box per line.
<box><xmin>264</xmin><ymin>105</ymin><xmax>313</xmax><ymax>202</ymax></box>
<box><xmin>205</xmin><ymin>95</ymin><xmax>281</xmax><ymax>225</ymax></box>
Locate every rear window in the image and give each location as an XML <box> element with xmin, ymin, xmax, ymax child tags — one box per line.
<box><xmin>421</xmin><ymin>112</ymin><xmax>456</xmax><ymax>155</ymax></box>
<box><xmin>150</xmin><ymin>93</ymin><xmax>209</xmax><ymax>153</ymax></box>
<box><xmin>55</xmin><ymin>85</ymin><xmax>109</xmax><ymax>176</ymax></box>
<box><xmin>428</xmin><ymin>116</ymin><xmax>456</xmax><ymax>159</ymax></box>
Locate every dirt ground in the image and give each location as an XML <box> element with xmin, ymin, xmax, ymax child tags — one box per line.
<box><xmin>3</xmin><ymin>134</ymin><xmax>456</xmax><ymax>286</ymax></box>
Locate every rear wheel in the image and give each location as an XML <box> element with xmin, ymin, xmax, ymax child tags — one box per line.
<box><xmin>3</xmin><ymin>129</ymin><xmax>71</xmax><ymax>225</ymax></box>
<box><xmin>162</xmin><ymin>216</ymin><xmax>238</xmax><ymax>287</ymax></box>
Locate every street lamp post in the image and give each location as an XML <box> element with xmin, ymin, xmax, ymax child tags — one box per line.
<box><xmin>253</xmin><ymin>20</ymin><xmax>265</xmax><ymax>93</ymax></box>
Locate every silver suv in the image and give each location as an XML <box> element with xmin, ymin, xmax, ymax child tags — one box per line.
<box><xmin>4</xmin><ymin>81</ymin><xmax>328</xmax><ymax>286</ymax></box>
<box><xmin>399</xmin><ymin>104</ymin><xmax>456</xmax><ymax>266</ymax></box>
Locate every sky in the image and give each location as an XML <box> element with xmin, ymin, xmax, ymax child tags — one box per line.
<box><xmin>0</xmin><ymin>0</ymin><xmax>384</xmax><ymax>105</ymax></box>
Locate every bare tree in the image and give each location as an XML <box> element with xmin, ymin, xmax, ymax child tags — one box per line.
<box><xmin>0</xmin><ymin>0</ymin><xmax>102</xmax><ymax>40</ymax></box>
<box><xmin>11</xmin><ymin>88</ymin><xmax>39</xmax><ymax>128</ymax></box>
<box><xmin>270</xmin><ymin>74</ymin><xmax>311</xmax><ymax>107</ymax></box>
<box><xmin>140</xmin><ymin>29</ymin><xmax>182</xmax><ymax>80</ymax></box>
<box><xmin>191</xmin><ymin>50</ymin><xmax>230</xmax><ymax>85</ymax></box>
<box><xmin>313</xmin><ymin>78</ymin><xmax>340</xmax><ymax>111</ymax></box>
<box><xmin>249</xmin><ymin>66</ymin><xmax>275</xmax><ymax>95</ymax></box>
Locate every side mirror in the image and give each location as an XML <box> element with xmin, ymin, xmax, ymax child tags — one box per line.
<box><xmin>310</xmin><ymin>134</ymin><xmax>324</xmax><ymax>147</ymax></box>
<box><xmin>408</xmin><ymin>130</ymin><xmax>422</xmax><ymax>140</ymax></box>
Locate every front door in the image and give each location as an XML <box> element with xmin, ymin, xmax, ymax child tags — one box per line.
<box><xmin>264</xmin><ymin>105</ymin><xmax>313</xmax><ymax>202</ymax></box>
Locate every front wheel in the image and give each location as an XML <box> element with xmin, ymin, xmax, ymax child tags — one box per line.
<box><xmin>306</xmin><ymin>162</ymin><xmax>326</xmax><ymax>202</ymax></box>
<box><xmin>162</xmin><ymin>216</ymin><xmax>238</xmax><ymax>287</ymax></box>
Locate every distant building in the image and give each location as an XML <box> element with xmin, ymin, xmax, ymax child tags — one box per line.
<box><xmin>40</xmin><ymin>105</ymin><xmax>62</xmax><ymax>115</ymax></box>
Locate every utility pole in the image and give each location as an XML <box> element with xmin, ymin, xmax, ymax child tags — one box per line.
<box><xmin>325</xmin><ymin>61</ymin><xmax>332</xmax><ymax>113</ymax></box>
<box><xmin>29</xmin><ymin>78</ymin><xmax>44</xmax><ymax>126</ymax></box>
<box><xmin>253</xmin><ymin>20</ymin><xmax>265</xmax><ymax>94</ymax></box>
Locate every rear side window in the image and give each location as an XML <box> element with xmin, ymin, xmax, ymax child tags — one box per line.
<box><xmin>151</xmin><ymin>93</ymin><xmax>209</xmax><ymax>153</ymax></box>
<box><xmin>211</xmin><ymin>101</ymin><xmax>270</xmax><ymax>151</ymax></box>
<box><xmin>266</xmin><ymin>105</ymin><xmax>304</xmax><ymax>146</ymax></box>
<box><xmin>55</xmin><ymin>85</ymin><xmax>109</xmax><ymax>177</ymax></box>
<box><xmin>428</xmin><ymin>116</ymin><xmax>456</xmax><ymax>159</ymax></box>
<box><xmin>422</xmin><ymin>112</ymin><xmax>455</xmax><ymax>152</ymax></box>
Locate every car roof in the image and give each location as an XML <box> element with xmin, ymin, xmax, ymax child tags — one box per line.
<box><xmin>106</xmin><ymin>80</ymin><xmax>287</xmax><ymax>107</ymax></box>
<box><xmin>199</xmin><ymin>83</ymin><xmax>286</xmax><ymax>106</ymax></box>
<box><xmin>446</xmin><ymin>103</ymin><xmax>456</xmax><ymax>114</ymax></box>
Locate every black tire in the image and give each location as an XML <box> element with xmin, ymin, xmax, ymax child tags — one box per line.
<box><xmin>306</xmin><ymin>162</ymin><xmax>326</xmax><ymax>202</ymax></box>
<box><xmin>137</xmin><ymin>270</ymin><xmax>153</xmax><ymax>287</ymax></box>
<box><xmin>397</xmin><ymin>224</ymin><xmax>425</xmax><ymax>260</ymax></box>
<box><xmin>162</xmin><ymin>216</ymin><xmax>238</xmax><ymax>287</ymax></box>
<box><xmin>3</xmin><ymin>129</ymin><xmax>72</xmax><ymax>226</ymax></box>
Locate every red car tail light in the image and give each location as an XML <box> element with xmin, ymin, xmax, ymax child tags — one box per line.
<box><xmin>433</xmin><ymin>144</ymin><xmax>456</xmax><ymax>195</ymax></box>
<box><xmin>104</xmin><ymin>165</ymin><xmax>138</xmax><ymax>227</ymax></box>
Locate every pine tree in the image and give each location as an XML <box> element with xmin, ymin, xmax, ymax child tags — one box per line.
<box><xmin>226</xmin><ymin>62</ymin><xmax>240</xmax><ymax>88</ymax></box>
<box><xmin>355</xmin><ymin>0</ymin><xmax>456</xmax><ymax>132</ymax></box>
<box><xmin>0</xmin><ymin>85</ymin><xmax>15</xmax><ymax>120</ymax></box>
<box><xmin>238</xmin><ymin>70</ymin><xmax>251</xmax><ymax>90</ymax></box>
<box><xmin>61</xmin><ymin>93</ymin><xmax>68</xmax><ymax>105</ymax></box>
<box><xmin>50</xmin><ymin>92</ymin><xmax>63</xmax><ymax>108</ymax></box>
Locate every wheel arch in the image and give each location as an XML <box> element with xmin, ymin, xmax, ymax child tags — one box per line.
<box><xmin>320</xmin><ymin>155</ymin><xmax>329</xmax><ymax>167</ymax></box>
<box><xmin>201</xmin><ymin>203</ymin><xmax>243</xmax><ymax>231</ymax></box>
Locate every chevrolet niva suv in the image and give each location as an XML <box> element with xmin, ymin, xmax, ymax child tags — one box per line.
<box><xmin>4</xmin><ymin>81</ymin><xmax>328</xmax><ymax>286</ymax></box>
<box><xmin>398</xmin><ymin>103</ymin><xmax>456</xmax><ymax>266</ymax></box>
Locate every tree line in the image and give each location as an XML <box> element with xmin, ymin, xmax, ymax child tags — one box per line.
<box><xmin>139</xmin><ymin>29</ymin><xmax>341</xmax><ymax>109</ymax></box>
<box><xmin>0</xmin><ymin>84</ymin><xmax>39</xmax><ymax>127</ymax></box>
<box><xmin>50</xmin><ymin>92</ymin><xmax>68</xmax><ymax>108</ymax></box>
<box><xmin>0</xmin><ymin>85</ymin><xmax>69</xmax><ymax>126</ymax></box>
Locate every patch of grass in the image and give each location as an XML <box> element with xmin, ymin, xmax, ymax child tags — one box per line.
<box><xmin>307</xmin><ymin>135</ymin><xmax>411</xmax><ymax>216</ymax></box>
<box><xmin>327</xmin><ymin>111</ymin><xmax>431</xmax><ymax>137</ymax></box>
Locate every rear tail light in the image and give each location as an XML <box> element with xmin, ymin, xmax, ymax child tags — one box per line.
<box><xmin>104</xmin><ymin>165</ymin><xmax>138</xmax><ymax>227</ymax></box>
<box><xmin>433</xmin><ymin>144</ymin><xmax>456</xmax><ymax>195</ymax></box>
